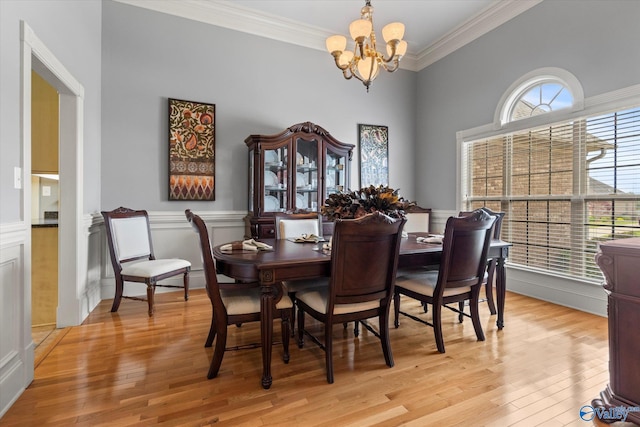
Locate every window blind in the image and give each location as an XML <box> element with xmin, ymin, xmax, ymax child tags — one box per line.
<box><xmin>462</xmin><ymin>107</ymin><xmax>640</xmax><ymax>282</ymax></box>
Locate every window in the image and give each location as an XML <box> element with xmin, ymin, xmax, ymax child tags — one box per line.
<box><xmin>463</xmin><ymin>77</ymin><xmax>640</xmax><ymax>282</ymax></box>
<box><xmin>509</xmin><ymin>81</ymin><xmax>573</xmax><ymax>121</ymax></box>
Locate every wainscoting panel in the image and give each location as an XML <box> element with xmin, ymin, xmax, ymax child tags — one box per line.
<box><xmin>0</xmin><ymin>223</ymin><xmax>31</xmax><ymax>418</ymax></box>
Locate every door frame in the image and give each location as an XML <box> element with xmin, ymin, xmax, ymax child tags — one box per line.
<box><xmin>21</xmin><ymin>21</ymin><xmax>84</xmax><ymax>332</ymax></box>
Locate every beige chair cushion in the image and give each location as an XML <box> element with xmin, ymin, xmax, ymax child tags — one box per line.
<box><xmin>396</xmin><ymin>270</ymin><xmax>474</xmax><ymax>298</ymax></box>
<box><xmin>121</xmin><ymin>258</ymin><xmax>191</xmax><ymax>277</ymax></box>
<box><xmin>221</xmin><ymin>287</ymin><xmax>292</xmax><ymax>316</ymax></box>
<box><xmin>296</xmin><ymin>286</ymin><xmax>380</xmax><ymax>315</ymax></box>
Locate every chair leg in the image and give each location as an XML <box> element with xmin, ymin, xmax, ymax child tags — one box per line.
<box><xmin>205</xmin><ymin>317</ymin><xmax>216</xmax><ymax>347</ymax></box>
<box><xmin>433</xmin><ymin>303</ymin><xmax>445</xmax><ymax>353</ymax></box>
<box><xmin>485</xmin><ymin>260</ymin><xmax>497</xmax><ymax>315</ymax></box>
<box><xmin>183</xmin><ymin>271</ymin><xmax>190</xmax><ymax>301</ymax></box>
<box><xmin>325</xmin><ymin>323</ymin><xmax>334</xmax><ymax>384</ymax></box>
<box><xmin>470</xmin><ymin>287</ymin><xmax>486</xmax><ymax>342</ymax></box>
<box><xmin>207</xmin><ymin>324</ymin><xmax>227</xmax><ymax>379</ymax></box>
<box><xmin>297</xmin><ymin>306</ymin><xmax>305</xmax><ymax>348</ymax></box>
<box><xmin>146</xmin><ymin>282</ymin><xmax>155</xmax><ymax>317</ymax></box>
<box><xmin>110</xmin><ymin>277</ymin><xmax>124</xmax><ymax>312</ymax></box>
<box><xmin>458</xmin><ymin>301</ymin><xmax>465</xmax><ymax>323</ymax></box>
<box><xmin>354</xmin><ymin>321</ymin><xmax>360</xmax><ymax>337</ymax></box>
<box><xmin>289</xmin><ymin>291</ymin><xmax>297</xmax><ymax>337</ymax></box>
<box><xmin>485</xmin><ymin>282</ymin><xmax>496</xmax><ymax>315</ymax></box>
<box><xmin>281</xmin><ymin>310</ymin><xmax>290</xmax><ymax>364</ymax></box>
<box><xmin>393</xmin><ymin>290</ymin><xmax>401</xmax><ymax>328</ymax></box>
<box><xmin>380</xmin><ymin>307</ymin><xmax>394</xmax><ymax>368</ymax></box>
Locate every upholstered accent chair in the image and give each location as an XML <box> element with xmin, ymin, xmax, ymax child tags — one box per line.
<box><xmin>102</xmin><ymin>207</ymin><xmax>190</xmax><ymax>316</ymax></box>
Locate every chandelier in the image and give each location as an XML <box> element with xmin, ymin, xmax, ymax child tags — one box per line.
<box><xmin>325</xmin><ymin>0</ymin><xmax>407</xmax><ymax>92</ymax></box>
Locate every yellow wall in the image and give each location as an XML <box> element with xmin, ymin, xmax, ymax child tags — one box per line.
<box><xmin>31</xmin><ymin>71</ymin><xmax>59</xmax><ymax>174</ymax></box>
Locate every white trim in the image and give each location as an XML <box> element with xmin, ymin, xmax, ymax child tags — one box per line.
<box><xmin>0</xmin><ymin>223</ymin><xmax>27</xmax><ymax>248</ymax></box>
<box><xmin>455</xmin><ymin>81</ymin><xmax>640</xmax><ymax>315</ymax></box>
<box><xmin>416</xmin><ymin>0</ymin><xmax>543</xmax><ymax>69</ymax></box>
<box><xmin>459</xmin><ymin>83</ymin><xmax>640</xmax><ymax>143</ymax></box>
<box><xmin>506</xmin><ymin>266</ymin><xmax>607</xmax><ymax>317</ymax></box>
<box><xmin>112</xmin><ymin>0</ymin><xmax>540</xmax><ymax>72</ymax></box>
<box><xmin>494</xmin><ymin>67</ymin><xmax>584</xmax><ymax>127</ymax></box>
<box><xmin>21</xmin><ymin>21</ymin><xmax>86</xmax><ymax>327</ymax></box>
<box><xmin>0</xmin><ymin>242</ymin><xmax>30</xmax><ymax>417</ymax></box>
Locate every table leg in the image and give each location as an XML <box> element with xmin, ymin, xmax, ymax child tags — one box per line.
<box><xmin>260</xmin><ymin>282</ymin><xmax>274</xmax><ymax>389</ymax></box>
<box><xmin>496</xmin><ymin>250</ymin><xmax>507</xmax><ymax>330</ymax></box>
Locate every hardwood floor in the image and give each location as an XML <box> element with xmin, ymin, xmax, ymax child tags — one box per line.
<box><xmin>2</xmin><ymin>289</ymin><xmax>615</xmax><ymax>426</ymax></box>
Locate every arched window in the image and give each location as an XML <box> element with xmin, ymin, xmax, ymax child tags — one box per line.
<box><xmin>508</xmin><ymin>80</ymin><xmax>573</xmax><ymax>121</ymax></box>
<box><xmin>463</xmin><ymin>69</ymin><xmax>640</xmax><ymax>284</ymax></box>
<box><xmin>495</xmin><ymin>67</ymin><xmax>583</xmax><ymax>126</ymax></box>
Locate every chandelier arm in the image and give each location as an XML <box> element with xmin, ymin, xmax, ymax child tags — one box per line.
<box><xmin>380</xmin><ymin>59</ymin><xmax>400</xmax><ymax>73</ymax></box>
<box><xmin>349</xmin><ymin>62</ymin><xmax>365</xmax><ymax>84</ymax></box>
<box><xmin>380</xmin><ymin>39</ymin><xmax>403</xmax><ymax>64</ymax></box>
<box><xmin>331</xmin><ymin>53</ymin><xmax>350</xmax><ymax>71</ymax></box>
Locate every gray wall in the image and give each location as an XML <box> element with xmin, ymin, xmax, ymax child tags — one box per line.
<box><xmin>100</xmin><ymin>1</ymin><xmax>418</xmax><ymax>212</ymax></box>
<box><xmin>415</xmin><ymin>0</ymin><xmax>640</xmax><ymax>210</ymax></box>
<box><xmin>0</xmin><ymin>0</ymin><xmax>102</xmax><ymax>222</ymax></box>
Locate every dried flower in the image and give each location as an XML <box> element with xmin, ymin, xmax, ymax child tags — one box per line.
<box><xmin>321</xmin><ymin>185</ymin><xmax>415</xmax><ymax>220</ymax></box>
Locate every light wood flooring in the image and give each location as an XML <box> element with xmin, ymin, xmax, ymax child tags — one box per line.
<box><xmin>2</xmin><ymin>289</ymin><xmax>620</xmax><ymax>426</ymax></box>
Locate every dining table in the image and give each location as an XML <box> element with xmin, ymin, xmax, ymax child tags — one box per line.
<box><xmin>213</xmin><ymin>233</ymin><xmax>511</xmax><ymax>389</ymax></box>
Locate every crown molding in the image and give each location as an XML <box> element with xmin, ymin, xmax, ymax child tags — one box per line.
<box><xmin>113</xmin><ymin>0</ymin><xmax>542</xmax><ymax>72</ymax></box>
<box><xmin>415</xmin><ymin>0</ymin><xmax>544</xmax><ymax>69</ymax></box>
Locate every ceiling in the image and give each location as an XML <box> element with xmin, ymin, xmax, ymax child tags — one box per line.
<box><xmin>116</xmin><ymin>0</ymin><xmax>543</xmax><ymax>71</ymax></box>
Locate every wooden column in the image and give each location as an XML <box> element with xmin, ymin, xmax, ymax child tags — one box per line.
<box><xmin>593</xmin><ymin>237</ymin><xmax>640</xmax><ymax>424</ymax></box>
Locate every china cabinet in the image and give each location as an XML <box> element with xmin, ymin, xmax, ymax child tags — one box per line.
<box><xmin>244</xmin><ymin>122</ymin><xmax>354</xmax><ymax>239</ymax></box>
<box><xmin>592</xmin><ymin>238</ymin><xmax>640</xmax><ymax>425</ymax></box>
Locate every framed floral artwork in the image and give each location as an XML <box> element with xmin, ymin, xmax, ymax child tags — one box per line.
<box><xmin>358</xmin><ymin>124</ymin><xmax>388</xmax><ymax>187</ymax></box>
<box><xmin>169</xmin><ymin>98</ymin><xmax>215</xmax><ymax>200</ymax></box>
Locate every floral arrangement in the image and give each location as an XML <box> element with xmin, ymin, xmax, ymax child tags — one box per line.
<box><xmin>321</xmin><ymin>185</ymin><xmax>415</xmax><ymax>220</ymax></box>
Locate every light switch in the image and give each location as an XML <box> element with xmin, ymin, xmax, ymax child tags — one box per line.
<box><xmin>14</xmin><ymin>167</ymin><xmax>22</xmax><ymax>189</ymax></box>
<box><xmin>42</xmin><ymin>186</ymin><xmax>51</xmax><ymax>196</ymax></box>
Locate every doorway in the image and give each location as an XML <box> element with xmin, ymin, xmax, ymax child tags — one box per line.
<box><xmin>21</xmin><ymin>21</ymin><xmax>85</xmax><ymax>333</ymax></box>
<box><xmin>30</xmin><ymin>70</ymin><xmax>60</xmax><ymax>357</ymax></box>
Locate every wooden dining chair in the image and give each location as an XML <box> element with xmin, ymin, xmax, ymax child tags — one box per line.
<box><xmin>296</xmin><ymin>212</ymin><xmax>406</xmax><ymax>383</ymax></box>
<box><xmin>458</xmin><ymin>207</ymin><xmax>505</xmax><ymax>317</ymax></box>
<box><xmin>403</xmin><ymin>205</ymin><xmax>432</xmax><ymax>233</ymax></box>
<box><xmin>274</xmin><ymin>212</ymin><xmax>329</xmax><ymax>335</ymax></box>
<box><xmin>185</xmin><ymin>209</ymin><xmax>292</xmax><ymax>379</ymax></box>
<box><xmin>393</xmin><ymin>209</ymin><xmax>496</xmax><ymax>353</ymax></box>
<box><xmin>274</xmin><ymin>211</ymin><xmax>323</xmax><ymax>240</ymax></box>
<box><xmin>102</xmin><ymin>207</ymin><xmax>191</xmax><ymax>316</ymax></box>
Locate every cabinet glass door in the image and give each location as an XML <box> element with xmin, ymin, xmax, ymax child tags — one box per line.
<box><xmin>295</xmin><ymin>137</ymin><xmax>319</xmax><ymax>211</ymax></box>
<box><xmin>264</xmin><ymin>146</ymin><xmax>287</xmax><ymax>212</ymax></box>
<box><xmin>326</xmin><ymin>151</ymin><xmax>346</xmax><ymax>196</ymax></box>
